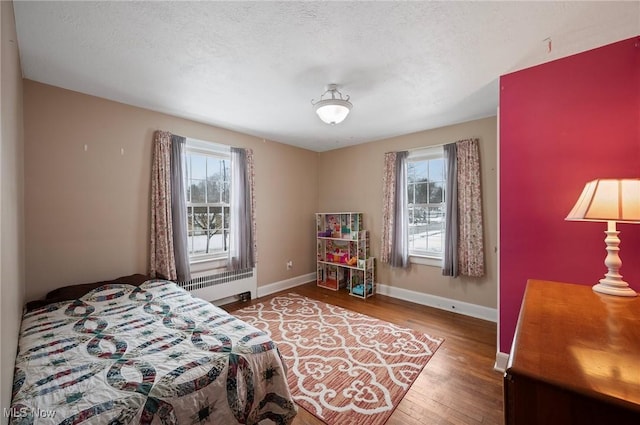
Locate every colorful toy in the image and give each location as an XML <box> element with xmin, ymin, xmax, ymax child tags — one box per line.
<box><xmin>336</xmin><ymin>251</ymin><xmax>349</xmax><ymax>263</ymax></box>
<box><xmin>328</xmin><ymin>250</ymin><xmax>349</xmax><ymax>263</ymax></box>
<box><xmin>352</xmin><ymin>283</ymin><xmax>373</xmax><ymax>296</ymax></box>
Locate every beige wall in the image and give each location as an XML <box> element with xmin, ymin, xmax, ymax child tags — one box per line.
<box><xmin>1</xmin><ymin>1</ymin><xmax>24</xmax><ymax>421</ymax></box>
<box><xmin>23</xmin><ymin>79</ymin><xmax>496</xmax><ymax>309</ymax></box>
<box><xmin>318</xmin><ymin>117</ymin><xmax>497</xmax><ymax>308</ymax></box>
<box><xmin>24</xmin><ymin>80</ymin><xmax>318</xmax><ymax>301</ymax></box>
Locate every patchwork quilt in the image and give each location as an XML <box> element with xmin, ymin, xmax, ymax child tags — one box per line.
<box><xmin>10</xmin><ymin>280</ymin><xmax>297</xmax><ymax>424</ymax></box>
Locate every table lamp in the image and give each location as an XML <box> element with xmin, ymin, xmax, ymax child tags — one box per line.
<box><xmin>565</xmin><ymin>179</ymin><xmax>640</xmax><ymax>297</ymax></box>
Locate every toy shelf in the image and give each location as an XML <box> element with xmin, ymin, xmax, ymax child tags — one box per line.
<box><xmin>317</xmin><ymin>260</ymin><xmax>367</xmax><ymax>270</ymax></box>
<box><xmin>315</xmin><ymin>212</ymin><xmax>375</xmax><ymax>299</ymax></box>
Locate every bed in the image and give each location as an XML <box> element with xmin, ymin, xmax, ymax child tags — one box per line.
<box><xmin>10</xmin><ymin>277</ymin><xmax>297</xmax><ymax>424</ymax></box>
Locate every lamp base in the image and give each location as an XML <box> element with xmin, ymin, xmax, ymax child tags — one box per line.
<box><xmin>593</xmin><ymin>222</ymin><xmax>638</xmax><ymax>297</ymax></box>
<box><xmin>592</xmin><ymin>282</ymin><xmax>638</xmax><ymax>297</ymax></box>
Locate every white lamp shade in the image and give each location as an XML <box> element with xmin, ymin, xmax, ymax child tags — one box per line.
<box><xmin>315</xmin><ymin>99</ymin><xmax>351</xmax><ymax>125</ymax></box>
<box><xmin>566</xmin><ymin>179</ymin><xmax>640</xmax><ymax>223</ymax></box>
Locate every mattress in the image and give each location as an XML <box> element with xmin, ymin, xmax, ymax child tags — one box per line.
<box><xmin>10</xmin><ymin>279</ymin><xmax>297</xmax><ymax>424</ymax></box>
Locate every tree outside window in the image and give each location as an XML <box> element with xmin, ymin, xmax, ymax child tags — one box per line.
<box><xmin>407</xmin><ymin>152</ymin><xmax>445</xmax><ymax>258</ymax></box>
<box><xmin>185</xmin><ymin>153</ymin><xmax>230</xmax><ymax>258</ymax></box>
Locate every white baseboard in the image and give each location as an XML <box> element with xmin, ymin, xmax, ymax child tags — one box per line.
<box><xmin>257</xmin><ymin>273</ymin><xmax>316</xmax><ymax>298</ymax></box>
<box><xmin>494</xmin><ymin>351</ymin><xmax>510</xmax><ymax>373</ymax></box>
<box><xmin>255</xmin><ymin>276</ymin><xmax>497</xmax><ymax>323</ymax></box>
<box><xmin>376</xmin><ymin>283</ymin><xmax>497</xmax><ymax>323</ymax></box>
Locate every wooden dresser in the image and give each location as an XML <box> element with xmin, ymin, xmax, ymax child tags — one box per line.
<box><xmin>504</xmin><ymin>279</ymin><xmax>640</xmax><ymax>425</ymax></box>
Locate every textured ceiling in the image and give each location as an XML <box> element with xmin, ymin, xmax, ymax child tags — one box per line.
<box><xmin>13</xmin><ymin>1</ymin><xmax>640</xmax><ymax>152</ymax></box>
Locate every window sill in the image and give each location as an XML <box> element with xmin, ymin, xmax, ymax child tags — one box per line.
<box><xmin>190</xmin><ymin>257</ymin><xmax>227</xmax><ymax>275</ymax></box>
<box><xmin>409</xmin><ymin>255</ymin><xmax>442</xmax><ymax>267</ymax></box>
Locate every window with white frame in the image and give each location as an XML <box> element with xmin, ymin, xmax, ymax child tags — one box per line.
<box><xmin>185</xmin><ymin>139</ymin><xmax>231</xmax><ymax>261</ymax></box>
<box><xmin>407</xmin><ymin>147</ymin><xmax>445</xmax><ymax>258</ymax></box>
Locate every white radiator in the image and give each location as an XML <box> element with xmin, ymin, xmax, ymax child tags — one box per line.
<box><xmin>178</xmin><ymin>267</ymin><xmax>257</xmax><ymax>305</ymax></box>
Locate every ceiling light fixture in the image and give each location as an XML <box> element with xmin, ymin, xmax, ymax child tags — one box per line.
<box><xmin>311</xmin><ymin>84</ymin><xmax>352</xmax><ymax>125</ymax></box>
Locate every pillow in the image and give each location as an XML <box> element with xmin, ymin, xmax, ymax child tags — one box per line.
<box><xmin>45</xmin><ymin>274</ymin><xmax>150</xmax><ymax>300</ymax></box>
<box><xmin>24</xmin><ymin>274</ymin><xmax>150</xmax><ymax>312</ymax></box>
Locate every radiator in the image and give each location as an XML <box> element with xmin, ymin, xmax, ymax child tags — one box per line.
<box><xmin>178</xmin><ymin>267</ymin><xmax>257</xmax><ymax>305</ymax></box>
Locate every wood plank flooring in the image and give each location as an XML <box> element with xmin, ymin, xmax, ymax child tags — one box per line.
<box><xmin>223</xmin><ymin>282</ymin><xmax>504</xmax><ymax>425</ymax></box>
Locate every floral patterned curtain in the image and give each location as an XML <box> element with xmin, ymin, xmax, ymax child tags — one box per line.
<box><xmin>150</xmin><ymin>130</ymin><xmax>177</xmax><ymax>280</ymax></box>
<box><xmin>247</xmin><ymin>149</ymin><xmax>257</xmax><ymax>264</ymax></box>
<box><xmin>381</xmin><ymin>152</ymin><xmax>397</xmax><ymax>264</ymax></box>
<box><xmin>381</xmin><ymin>151</ymin><xmax>409</xmax><ymax>267</ymax></box>
<box><xmin>456</xmin><ymin>138</ymin><xmax>484</xmax><ymax>277</ymax></box>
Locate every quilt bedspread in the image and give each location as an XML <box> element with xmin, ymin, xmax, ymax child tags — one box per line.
<box><xmin>10</xmin><ymin>280</ymin><xmax>297</xmax><ymax>424</ymax></box>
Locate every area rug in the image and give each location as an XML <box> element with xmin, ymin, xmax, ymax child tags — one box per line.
<box><xmin>232</xmin><ymin>293</ymin><xmax>443</xmax><ymax>425</ymax></box>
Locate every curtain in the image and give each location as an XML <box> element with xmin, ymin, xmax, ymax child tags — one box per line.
<box><xmin>381</xmin><ymin>151</ymin><xmax>410</xmax><ymax>268</ymax></box>
<box><xmin>170</xmin><ymin>135</ymin><xmax>191</xmax><ymax>281</ymax></box>
<box><xmin>442</xmin><ymin>143</ymin><xmax>458</xmax><ymax>276</ymax></box>
<box><xmin>381</xmin><ymin>152</ymin><xmax>397</xmax><ymax>264</ymax></box>
<box><xmin>150</xmin><ymin>130</ymin><xmax>190</xmax><ymax>281</ymax></box>
<box><xmin>150</xmin><ymin>131</ymin><xmax>177</xmax><ymax>280</ymax></box>
<box><xmin>456</xmin><ymin>138</ymin><xmax>485</xmax><ymax>277</ymax></box>
<box><xmin>229</xmin><ymin>147</ymin><xmax>256</xmax><ymax>270</ymax></box>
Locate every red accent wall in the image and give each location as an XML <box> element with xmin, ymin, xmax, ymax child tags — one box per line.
<box><xmin>499</xmin><ymin>37</ymin><xmax>640</xmax><ymax>353</ymax></box>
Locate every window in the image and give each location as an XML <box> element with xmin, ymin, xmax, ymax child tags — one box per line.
<box><xmin>407</xmin><ymin>147</ymin><xmax>445</xmax><ymax>259</ymax></box>
<box><xmin>185</xmin><ymin>139</ymin><xmax>231</xmax><ymax>261</ymax></box>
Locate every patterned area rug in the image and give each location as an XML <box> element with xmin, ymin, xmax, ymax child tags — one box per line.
<box><xmin>232</xmin><ymin>293</ymin><xmax>443</xmax><ymax>425</ymax></box>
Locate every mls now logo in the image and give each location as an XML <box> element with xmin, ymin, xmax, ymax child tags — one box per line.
<box><xmin>3</xmin><ymin>407</ymin><xmax>57</xmax><ymax>419</ymax></box>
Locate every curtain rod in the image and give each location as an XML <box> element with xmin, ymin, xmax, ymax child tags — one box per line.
<box><xmin>407</xmin><ymin>141</ymin><xmax>451</xmax><ymax>152</ymax></box>
<box><xmin>407</xmin><ymin>137</ymin><xmax>479</xmax><ymax>152</ymax></box>
<box><xmin>385</xmin><ymin>143</ymin><xmax>447</xmax><ymax>156</ymax></box>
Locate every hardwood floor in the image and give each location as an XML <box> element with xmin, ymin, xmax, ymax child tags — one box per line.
<box><xmin>223</xmin><ymin>282</ymin><xmax>504</xmax><ymax>425</ymax></box>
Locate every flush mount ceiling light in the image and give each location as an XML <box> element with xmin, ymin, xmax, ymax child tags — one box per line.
<box><xmin>311</xmin><ymin>84</ymin><xmax>352</xmax><ymax>125</ymax></box>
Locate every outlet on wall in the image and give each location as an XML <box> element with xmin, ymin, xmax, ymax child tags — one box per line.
<box><xmin>286</xmin><ymin>260</ymin><xmax>293</xmax><ymax>270</ymax></box>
